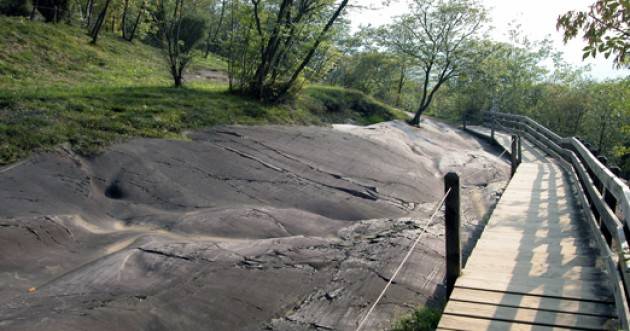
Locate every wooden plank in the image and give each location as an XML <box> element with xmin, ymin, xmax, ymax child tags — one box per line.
<box><xmin>438</xmin><ymin>314</ymin><xmax>599</xmax><ymax>331</ymax></box>
<box><xmin>473</xmin><ymin>239</ymin><xmax>597</xmax><ymax>256</ymax></box>
<box><xmin>494</xmin><ymin>197</ymin><xmax>575</xmax><ymax>205</ymax></box>
<box><xmin>466</xmin><ymin>250</ymin><xmax>598</xmax><ymax>267</ymax></box>
<box><xmin>476</xmin><ymin>236</ymin><xmax>593</xmax><ymax>249</ymax></box>
<box><xmin>459</xmin><ymin>272</ymin><xmax>608</xmax><ymax>291</ymax></box>
<box><xmin>449</xmin><ymin>288</ymin><xmax>615</xmax><ymax>317</ymax></box>
<box><xmin>490</xmin><ymin>203</ymin><xmax>578</xmax><ymax>212</ymax></box>
<box><xmin>458</xmin><ymin>116</ymin><xmax>629</xmax><ymax>331</ymax></box>
<box><xmin>463</xmin><ymin>259</ymin><xmax>604</xmax><ymax>280</ymax></box>
<box><xmin>492</xmin><ymin>201</ymin><xmax>577</xmax><ymax>210</ymax></box>
<box><xmin>488</xmin><ymin>212</ymin><xmax>580</xmax><ymax>224</ymax></box>
<box><xmin>481</xmin><ymin>232</ymin><xmax>592</xmax><ymax>246</ymax></box>
<box><xmin>443</xmin><ymin>300</ymin><xmax>611</xmax><ymax>330</ymax></box>
<box><xmin>480</xmin><ymin>227</ymin><xmax>591</xmax><ymax>240</ymax></box>
<box><xmin>455</xmin><ymin>275</ymin><xmax>613</xmax><ymax>303</ymax></box>
<box><xmin>483</xmin><ymin>223</ymin><xmax>588</xmax><ymax>235</ymax></box>
<box><xmin>484</xmin><ymin>217</ymin><xmax>584</xmax><ymax>229</ymax></box>
<box><xmin>462</xmin><ymin>263</ymin><xmax>605</xmax><ymax>281</ymax></box>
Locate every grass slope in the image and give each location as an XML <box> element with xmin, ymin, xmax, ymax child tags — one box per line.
<box><xmin>0</xmin><ymin>17</ymin><xmax>404</xmax><ymax>165</ymax></box>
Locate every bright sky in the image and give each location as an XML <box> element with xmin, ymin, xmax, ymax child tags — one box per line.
<box><xmin>348</xmin><ymin>0</ymin><xmax>630</xmax><ymax>80</ymax></box>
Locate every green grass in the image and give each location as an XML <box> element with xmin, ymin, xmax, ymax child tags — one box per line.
<box><xmin>0</xmin><ymin>16</ymin><xmax>406</xmax><ymax>165</ymax></box>
<box><xmin>299</xmin><ymin>85</ymin><xmax>407</xmax><ymax>125</ymax></box>
<box><xmin>391</xmin><ymin>307</ymin><xmax>441</xmax><ymax>331</ymax></box>
<box><xmin>0</xmin><ymin>17</ymin><xmax>172</xmax><ymax>90</ymax></box>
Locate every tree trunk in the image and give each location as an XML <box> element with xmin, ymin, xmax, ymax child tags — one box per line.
<box><xmin>282</xmin><ymin>0</ymin><xmax>349</xmax><ymax>98</ymax></box>
<box><xmin>30</xmin><ymin>0</ymin><xmax>38</xmax><ymax>20</ymax></box>
<box><xmin>251</xmin><ymin>0</ymin><xmax>293</xmax><ymax>100</ymax></box>
<box><xmin>126</xmin><ymin>1</ymin><xmax>144</xmax><ymax>42</ymax></box>
<box><xmin>85</xmin><ymin>0</ymin><xmax>94</xmax><ymax>27</ymax></box>
<box><xmin>395</xmin><ymin>62</ymin><xmax>405</xmax><ymax>107</ymax></box>
<box><xmin>174</xmin><ymin>74</ymin><xmax>182</xmax><ymax>87</ymax></box>
<box><xmin>598</xmin><ymin>115</ymin><xmax>608</xmax><ymax>153</ymax></box>
<box><xmin>410</xmin><ymin>105</ymin><xmax>427</xmax><ymax>126</ymax></box>
<box><xmin>90</xmin><ymin>0</ymin><xmax>111</xmax><ymax>44</ymax></box>
<box><xmin>205</xmin><ymin>0</ymin><xmax>226</xmax><ymax>58</ymax></box>
<box><xmin>121</xmin><ymin>0</ymin><xmax>130</xmax><ymax>39</ymax></box>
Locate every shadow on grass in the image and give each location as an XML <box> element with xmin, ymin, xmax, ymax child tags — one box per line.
<box><xmin>0</xmin><ymin>85</ymin><xmax>319</xmax><ymax>165</ymax></box>
<box><xmin>0</xmin><ymin>84</ymin><xmax>405</xmax><ymax>165</ymax></box>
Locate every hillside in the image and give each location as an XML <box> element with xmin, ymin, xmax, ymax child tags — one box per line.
<box><xmin>0</xmin><ymin>17</ymin><xmax>404</xmax><ymax>166</ymax></box>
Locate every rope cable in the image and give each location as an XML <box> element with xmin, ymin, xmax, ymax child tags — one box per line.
<box><xmin>355</xmin><ymin>187</ymin><xmax>452</xmax><ymax>331</ymax></box>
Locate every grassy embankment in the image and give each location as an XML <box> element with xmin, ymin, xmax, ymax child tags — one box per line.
<box><xmin>0</xmin><ymin>16</ymin><xmax>405</xmax><ymax>165</ymax></box>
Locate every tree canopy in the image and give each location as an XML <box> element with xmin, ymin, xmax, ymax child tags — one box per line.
<box><xmin>557</xmin><ymin>0</ymin><xmax>630</xmax><ymax>68</ymax></box>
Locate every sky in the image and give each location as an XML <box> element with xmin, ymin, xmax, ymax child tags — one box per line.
<box><xmin>348</xmin><ymin>0</ymin><xmax>629</xmax><ymax>80</ymax></box>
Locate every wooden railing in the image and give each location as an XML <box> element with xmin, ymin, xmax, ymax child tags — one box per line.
<box><xmin>480</xmin><ymin>111</ymin><xmax>630</xmax><ymax>329</ymax></box>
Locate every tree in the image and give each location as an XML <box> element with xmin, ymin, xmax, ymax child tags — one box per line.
<box><xmin>222</xmin><ymin>0</ymin><xmax>350</xmax><ymax>101</ymax></box>
<box><xmin>121</xmin><ymin>0</ymin><xmax>146</xmax><ymax>41</ymax></box>
<box><xmin>557</xmin><ymin>0</ymin><xmax>630</xmax><ymax>68</ymax></box>
<box><xmin>204</xmin><ymin>0</ymin><xmax>226</xmax><ymax>57</ymax></box>
<box><xmin>379</xmin><ymin>0</ymin><xmax>487</xmax><ymax>125</ymax></box>
<box><xmin>89</xmin><ymin>0</ymin><xmax>112</xmax><ymax>43</ymax></box>
<box><xmin>0</xmin><ymin>0</ymin><xmax>31</xmax><ymax>17</ymax></box>
<box><xmin>153</xmin><ymin>0</ymin><xmax>208</xmax><ymax>87</ymax></box>
<box><xmin>35</xmin><ymin>0</ymin><xmax>69</xmax><ymax>22</ymax></box>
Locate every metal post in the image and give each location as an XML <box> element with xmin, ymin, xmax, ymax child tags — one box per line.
<box><xmin>444</xmin><ymin>172</ymin><xmax>461</xmax><ymax>298</ymax></box>
<box><xmin>511</xmin><ymin>135</ymin><xmax>518</xmax><ymax>177</ymax></box>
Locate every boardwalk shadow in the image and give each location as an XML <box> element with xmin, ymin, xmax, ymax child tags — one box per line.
<box><xmin>451</xmin><ymin>128</ymin><xmax>615</xmax><ymax>330</ymax></box>
<box><xmin>485</xmin><ymin>156</ymin><xmax>613</xmax><ymax>329</ymax></box>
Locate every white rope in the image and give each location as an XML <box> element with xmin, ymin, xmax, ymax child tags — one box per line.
<box><xmin>355</xmin><ymin>187</ymin><xmax>452</xmax><ymax>331</ymax></box>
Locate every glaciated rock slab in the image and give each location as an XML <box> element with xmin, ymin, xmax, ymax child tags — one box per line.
<box><xmin>0</xmin><ymin>119</ymin><xmax>509</xmax><ymax>330</ymax></box>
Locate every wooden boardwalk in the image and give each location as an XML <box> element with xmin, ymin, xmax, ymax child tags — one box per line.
<box><xmin>438</xmin><ymin>128</ymin><xmax>617</xmax><ymax>330</ymax></box>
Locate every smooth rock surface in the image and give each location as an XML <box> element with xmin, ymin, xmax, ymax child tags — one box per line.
<box><xmin>0</xmin><ymin>119</ymin><xmax>509</xmax><ymax>330</ymax></box>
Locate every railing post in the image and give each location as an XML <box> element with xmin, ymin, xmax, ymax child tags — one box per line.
<box><xmin>517</xmin><ymin>134</ymin><xmax>522</xmax><ymax>165</ymax></box>
<box><xmin>490</xmin><ymin>114</ymin><xmax>495</xmax><ymax>140</ymax></box>
<box><xmin>511</xmin><ymin>135</ymin><xmax>519</xmax><ymax>177</ymax></box>
<box><xmin>444</xmin><ymin>172</ymin><xmax>461</xmax><ymax>298</ymax></box>
<box><xmin>597</xmin><ymin>156</ymin><xmax>608</xmax><ymax>193</ymax></box>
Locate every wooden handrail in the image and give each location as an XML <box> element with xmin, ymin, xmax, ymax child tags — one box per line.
<box><xmin>480</xmin><ymin>111</ymin><xmax>630</xmax><ymax>330</ymax></box>
<box><xmin>482</xmin><ymin>111</ymin><xmax>629</xmax><ymax>225</ymax></box>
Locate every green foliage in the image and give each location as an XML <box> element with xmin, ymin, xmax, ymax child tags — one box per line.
<box><xmin>391</xmin><ymin>307</ymin><xmax>441</xmax><ymax>331</ymax></box>
<box><xmin>557</xmin><ymin>0</ymin><xmax>630</xmax><ymax>68</ymax></box>
<box><xmin>0</xmin><ymin>16</ymin><xmax>171</xmax><ymax>90</ymax></box>
<box><xmin>0</xmin><ymin>16</ymin><xmax>398</xmax><ymax>165</ymax></box>
<box><xmin>222</xmin><ymin>0</ymin><xmax>350</xmax><ymax>100</ymax></box>
<box><xmin>299</xmin><ymin>85</ymin><xmax>406</xmax><ymax>125</ymax></box>
<box><xmin>153</xmin><ymin>0</ymin><xmax>210</xmax><ymax>87</ymax></box>
<box><xmin>426</xmin><ymin>30</ymin><xmax>630</xmax><ymax>176</ymax></box>
<box><xmin>367</xmin><ymin>0</ymin><xmax>488</xmax><ymax>124</ymax></box>
<box><xmin>177</xmin><ymin>15</ymin><xmax>208</xmax><ymax>53</ymax></box>
<box><xmin>0</xmin><ymin>83</ymin><xmax>403</xmax><ymax>164</ymax></box>
<box><xmin>36</xmin><ymin>0</ymin><xmax>69</xmax><ymax>22</ymax></box>
<box><xmin>0</xmin><ymin>0</ymin><xmax>30</xmax><ymax>16</ymax></box>
<box><xmin>327</xmin><ymin>50</ymin><xmax>404</xmax><ymax>105</ymax></box>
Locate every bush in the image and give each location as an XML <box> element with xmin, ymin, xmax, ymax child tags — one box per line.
<box><xmin>0</xmin><ymin>0</ymin><xmax>30</xmax><ymax>16</ymax></box>
<box><xmin>35</xmin><ymin>0</ymin><xmax>69</xmax><ymax>22</ymax></box>
<box><xmin>391</xmin><ymin>307</ymin><xmax>441</xmax><ymax>331</ymax></box>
